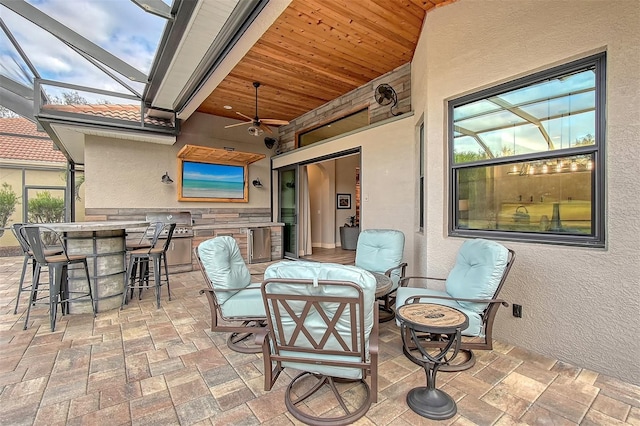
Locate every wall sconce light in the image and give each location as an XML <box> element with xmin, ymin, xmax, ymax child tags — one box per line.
<box><xmin>161</xmin><ymin>172</ymin><xmax>173</xmax><ymax>184</ymax></box>
<box><xmin>252</xmin><ymin>178</ymin><xmax>263</xmax><ymax>188</ymax></box>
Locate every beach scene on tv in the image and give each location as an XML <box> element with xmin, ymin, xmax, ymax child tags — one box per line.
<box><xmin>182</xmin><ymin>161</ymin><xmax>245</xmax><ymax>199</ymax></box>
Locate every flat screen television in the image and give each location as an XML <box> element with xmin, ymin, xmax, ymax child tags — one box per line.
<box><xmin>178</xmin><ymin>160</ymin><xmax>248</xmax><ymax>202</ymax></box>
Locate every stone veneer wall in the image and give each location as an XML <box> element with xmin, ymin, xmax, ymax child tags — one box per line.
<box><xmin>85</xmin><ymin>207</ymin><xmax>283</xmax><ymax>268</ymax></box>
<box><xmin>276</xmin><ymin>62</ymin><xmax>411</xmax><ymax>154</ymax></box>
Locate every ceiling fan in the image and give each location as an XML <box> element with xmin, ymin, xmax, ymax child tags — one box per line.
<box><xmin>224</xmin><ymin>82</ymin><xmax>289</xmax><ymax>136</ymax></box>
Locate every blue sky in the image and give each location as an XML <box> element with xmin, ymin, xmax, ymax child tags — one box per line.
<box><xmin>0</xmin><ymin>0</ymin><xmax>168</xmax><ymax>100</ymax></box>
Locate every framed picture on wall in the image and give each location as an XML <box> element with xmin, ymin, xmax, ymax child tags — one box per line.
<box><xmin>337</xmin><ymin>193</ymin><xmax>351</xmax><ymax>209</ymax></box>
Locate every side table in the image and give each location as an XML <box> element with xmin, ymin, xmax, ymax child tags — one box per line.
<box><xmin>396</xmin><ymin>303</ymin><xmax>469</xmax><ymax>420</ymax></box>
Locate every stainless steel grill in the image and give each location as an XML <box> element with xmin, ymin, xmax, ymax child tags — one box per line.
<box><xmin>145</xmin><ymin>212</ymin><xmax>193</xmax><ymax>238</ymax></box>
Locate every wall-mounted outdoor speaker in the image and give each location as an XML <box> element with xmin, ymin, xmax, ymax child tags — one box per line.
<box><xmin>264</xmin><ymin>137</ymin><xmax>276</xmax><ymax>149</ymax></box>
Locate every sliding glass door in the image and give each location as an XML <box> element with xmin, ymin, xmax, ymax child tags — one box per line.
<box><xmin>278</xmin><ymin>166</ymin><xmax>297</xmax><ymax>258</ymax></box>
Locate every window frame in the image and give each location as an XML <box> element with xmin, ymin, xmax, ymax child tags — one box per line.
<box><xmin>296</xmin><ymin>107</ymin><xmax>369</xmax><ymax>148</ymax></box>
<box><xmin>448</xmin><ymin>53</ymin><xmax>606</xmax><ymax>247</ymax></box>
<box><xmin>419</xmin><ymin>121</ymin><xmax>425</xmax><ymax>231</ymax></box>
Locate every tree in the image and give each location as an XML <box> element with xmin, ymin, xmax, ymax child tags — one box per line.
<box><xmin>575</xmin><ymin>134</ymin><xmax>595</xmax><ymax>146</ymax></box>
<box><xmin>50</xmin><ymin>91</ymin><xmax>111</xmax><ymax>105</ymax></box>
<box><xmin>0</xmin><ymin>183</ymin><xmax>20</xmax><ymax>236</ymax></box>
<box><xmin>28</xmin><ymin>191</ymin><xmax>65</xmax><ymax>224</ymax></box>
<box><xmin>0</xmin><ymin>106</ymin><xmax>19</xmax><ymax>118</ymax></box>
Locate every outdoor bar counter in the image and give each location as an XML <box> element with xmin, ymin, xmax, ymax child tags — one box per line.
<box><xmin>39</xmin><ymin>220</ymin><xmax>148</xmax><ymax>313</ymax></box>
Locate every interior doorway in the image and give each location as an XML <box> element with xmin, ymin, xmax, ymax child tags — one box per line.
<box><xmin>277</xmin><ymin>150</ymin><xmax>361</xmax><ymax>259</ymax></box>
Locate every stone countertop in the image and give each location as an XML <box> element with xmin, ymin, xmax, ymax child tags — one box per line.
<box><xmin>193</xmin><ymin>222</ymin><xmax>284</xmax><ymax>230</ymax></box>
<box><xmin>35</xmin><ymin>221</ymin><xmax>150</xmax><ymax>232</ymax></box>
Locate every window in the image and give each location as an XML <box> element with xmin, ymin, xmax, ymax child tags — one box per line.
<box><xmin>298</xmin><ymin>109</ymin><xmax>369</xmax><ymax>147</ymax></box>
<box><xmin>449</xmin><ymin>53</ymin><xmax>605</xmax><ymax>247</ymax></box>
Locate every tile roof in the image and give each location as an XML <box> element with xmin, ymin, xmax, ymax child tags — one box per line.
<box><xmin>42</xmin><ymin>104</ymin><xmax>174</xmax><ymax>128</ymax></box>
<box><xmin>0</xmin><ymin>118</ymin><xmax>66</xmax><ymax>163</ymax></box>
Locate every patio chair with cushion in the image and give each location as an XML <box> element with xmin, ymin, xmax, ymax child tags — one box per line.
<box><xmin>396</xmin><ymin>238</ymin><xmax>515</xmax><ymax>371</ymax></box>
<box><xmin>258</xmin><ymin>260</ymin><xmax>378</xmax><ymax>426</ymax></box>
<box><xmin>195</xmin><ymin>236</ymin><xmax>266</xmax><ymax>354</ymax></box>
<box><xmin>355</xmin><ymin>229</ymin><xmax>407</xmax><ymax>322</ymax></box>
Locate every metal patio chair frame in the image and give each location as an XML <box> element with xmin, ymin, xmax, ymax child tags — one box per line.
<box><xmin>194</xmin><ymin>243</ymin><xmax>266</xmax><ymax>354</ymax></box>
<box><xmin>398</xmin><ymin>246</ymin><xmax>515</xmax><ymax>372</ymax></box>
<box><xmin>258</xmin><ymin>277</ymin><xmax>378</xmax><ymax>426</ymax></box>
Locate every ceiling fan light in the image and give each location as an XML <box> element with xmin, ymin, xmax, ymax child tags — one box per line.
<box><xmin>248</xmin><ymin>126</ymin><xmax>264</xmax><ymax>136</ymax></box>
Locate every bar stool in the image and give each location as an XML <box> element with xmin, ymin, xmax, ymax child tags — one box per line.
<box><xmin>21</xmin><ymin>225</ymin><xmax>96</xmax><ymax>331</ymax></box>
<box><xmin>11</xmin><ymin>223</ymin><xmax>62</xmax><ymax>315</ymax></box>
<box><xmin>125</xmin><ymin>221</ymin><xmax>164</xmax><ymax>300</ymax></box>
<box><xmin>122</xmin><ymin>223</ymin><xmax>175</xmax><ymax>309</ymax></box>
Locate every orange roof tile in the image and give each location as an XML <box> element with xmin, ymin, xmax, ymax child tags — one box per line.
<box><xmin>0</xmin><ymin>118</ymin><xmax>66</xmax><ymax>163</ymax></box>
<box><xmin>42</xmin><ymin>104</ymin><xmax>174</xmax><ymax>127</ymax></box>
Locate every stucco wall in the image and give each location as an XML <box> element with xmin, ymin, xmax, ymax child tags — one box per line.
<box><xmin>413</xmin><ymin>0</ymin><xmax>640</xmax><ymax>384</ymax></box>
<box><xmin>84</xmin><ymin>113</ymin><xmax>273</xmax><ymax>209</ymax></box>
<box><xmin>272</xmin><ymin>116</ymin><xmax>416</xmax><ymax>270</ymax></box>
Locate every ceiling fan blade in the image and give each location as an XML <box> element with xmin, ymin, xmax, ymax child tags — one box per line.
<box><xmin>224</xmin><ymin>121</ymin><xmax>252</xmax><ymax>128</ymax></box>
<box><xmin>261</xmin><ymin>118</ymin><xmax>290</xmax><ymax>126</ymax></box>
<box><xmin>235</xmin><ymin>111</ymin><xmax>253</xmax><ymax>121</ymax></box>
<box><xmin>259</xmin><ymin>123</ymin><xmax>273</xmax><ymax>134</ymax></box>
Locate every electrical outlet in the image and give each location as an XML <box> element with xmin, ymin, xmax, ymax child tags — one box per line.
<box><xmin>513</xmin><ymin>304</ymin><xmax>522</xmax><ymax>318</ymax></box>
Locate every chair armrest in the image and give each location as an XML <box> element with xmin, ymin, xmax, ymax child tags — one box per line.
<box><xmin>254</xmin><ymin>327</ymin><xmax>270</xmax><ymax>345</ymax></box>
<box><xmin>407</xmin><ymin>294</ymin><xmax>509</xmax><ymax>307</ymax></box>
<box><xmin>201</xmin><ymin>286</ymin><xmax>262</xmax><ymax>293</ymax></box>
<box><xmin>399</xmin><ymin>276</ymin><xmax>445</xmax><ymax>288</ymax></box>
<box><xmin>384</xmin><ymin>262</ymin><xmax>408</xmax><ymax>278</ymax></box>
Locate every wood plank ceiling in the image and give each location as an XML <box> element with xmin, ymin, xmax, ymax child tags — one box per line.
<box><xmin>196</xmin><ymin>0</ymin><xmax>453</xmax><ymax>126</ymax></box>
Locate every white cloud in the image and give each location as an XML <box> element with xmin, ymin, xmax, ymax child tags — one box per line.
<box><xmin>1</xmin><ymin>0</ymin><xmax>166</xmax><ymax>100</ymax></box>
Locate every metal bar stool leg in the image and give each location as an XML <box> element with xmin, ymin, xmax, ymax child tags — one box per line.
<box><xmin>139</xmin><ymin>259</ymin><xmax>148</xmax><ymax>300</ymax></box>
<box><xmin>121</xmin><ymin>256</ymin><xmax>136</xmax><ymax>308</ymax></box>
<box><xmin>82</xmin><ymin>259</ymin><xmax>96</xmax><ymax>317</ymax></box>
<box><xmin>153</xmin><ymin>255</ymin><xmax>161</xmax><ymax>309</ymax></box>
<box><xmin>13</xmin><ymin>254</ymin><xmax>30</xmax><ymax>314</ymax></box>
<box><xmin>162</xmin><ymin>252</ymin><xmax>171</xmax><ymax>301</ymax></box>
<box><xmin>49</xmin><ymin>264</ymin><xmax>63</xmax><ymax>332</ymax></box>
<box><xmin>23</xmin><ymin>263</ymin><xmax>41</xmax><ymax>330</ymax></box>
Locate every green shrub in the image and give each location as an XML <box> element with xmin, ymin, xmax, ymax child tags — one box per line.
<box><xmin>28</xmin><ymin>191</ymin><xmax>65</xmax><ymax>224</ymax></box>
<box><xmin>0</xmin><ymin>183</ymin><xmax>19</xmax><ymax>231</ymax></box>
